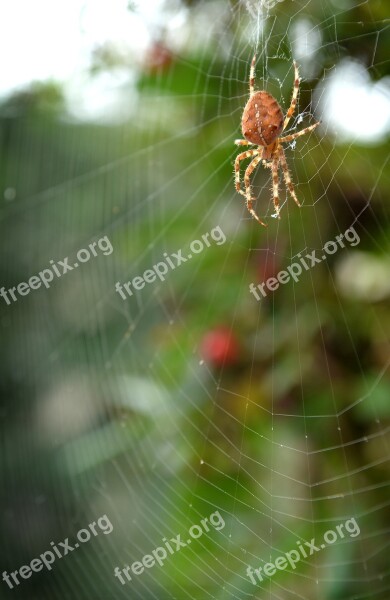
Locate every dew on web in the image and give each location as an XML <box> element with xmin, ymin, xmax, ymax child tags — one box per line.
<box><xmin>2</xmin><ymin>1</ymin><xmax>389</xmax><ymax>599</ymax></box>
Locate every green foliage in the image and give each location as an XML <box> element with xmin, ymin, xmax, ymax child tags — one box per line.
<box><xmin>0</xmin><ymin>1</ymin><xmax>389</xmax><ymax>599</ymax></box>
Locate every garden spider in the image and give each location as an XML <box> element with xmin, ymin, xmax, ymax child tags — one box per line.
<box><xmin>234</xmin><ymin>55</ymin><xmax>320</xmax><ymax>226</ymax></box>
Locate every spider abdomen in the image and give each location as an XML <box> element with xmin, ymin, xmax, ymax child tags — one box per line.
<box><xmin>242</xmin><ymin>91</ymin><xmax>284</xmax><ymax>146</ymax></box>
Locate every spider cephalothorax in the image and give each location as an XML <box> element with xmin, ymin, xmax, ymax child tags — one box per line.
<box><xmin>234</xmin><ymin>55</ymin><xmax>320</xmax><ymax>226</ymax></box>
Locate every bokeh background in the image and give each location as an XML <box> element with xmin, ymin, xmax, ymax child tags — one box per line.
<box><xmin>0</xmin><ymin>1</ymin><xmax>389</xmax><ymax>599</ymax></box>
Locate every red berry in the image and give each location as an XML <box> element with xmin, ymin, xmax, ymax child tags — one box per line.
<box><xmin>145</xmin><ymin>41</ymin><xmax>173</xmax><ymax>73</ymax></box>
<box><xmin>257</xmin><ymin>250</ymin><xmax>280</xmax><ymax>282</ymax></box>
<box><xmin>200</xmin><ymin>327</ymin><xmax>240</xmax><ymax>367</ymax></box>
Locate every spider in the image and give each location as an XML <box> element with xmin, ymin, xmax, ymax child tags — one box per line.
<box><xmin>234</xmin><ymin>55</ymin><xmax>320</xmax><ymax>226</ymax></box>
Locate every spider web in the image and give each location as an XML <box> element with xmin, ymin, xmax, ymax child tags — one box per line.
<box><xmin>1</xmin><ymin>1</ymin><xmax>390</xmax><ymax>599</ymax></box>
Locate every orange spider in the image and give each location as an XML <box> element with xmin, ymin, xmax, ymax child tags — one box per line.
<box><xmin>234</xmin><ymin>55</ymin><xmax>320</xmax><ymax>226</ymax></box>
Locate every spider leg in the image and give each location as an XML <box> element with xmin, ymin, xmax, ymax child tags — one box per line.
<box><xmin>244</xmin><ymin>153</ymin><xmax>267</xmax><ymax>227</ymax></box>
<box><xmin>279</xmin><ymin>121</ymin><xmax>320</xmax><ymax>144</ymax></box>
<box><xmin>234</xmin><ymin>149</ymin><xmax>259</xmax><ymax>197</ymax></box>
<box><xmin>278</xmin><ymin>145</ymin><xmax>300</xmax><ymax>207</ymax></box>
<box><xmin>283</xmin><ymin>60</ymin><xmax>300</xmax><ymax>132</ymax></box>
<box><xmin>249</xmin><ymin>54</ymin><xmax>256</xmax><ymax>97</ymax></box>
<box><xmin>234</xmin><ymin>139</ymin><xmax>254</xmax><ymax>147</ymax></box>
<box><xmin>271</xmin><ymin>153</ymin><xmax>281</xmax><ymax>219</ymax></box>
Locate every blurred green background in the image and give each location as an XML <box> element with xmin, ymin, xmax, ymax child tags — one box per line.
<box><xmin>0</xmin><ymin>1</ymin><xmax>389</xmax><ymax>599</ymax></box>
